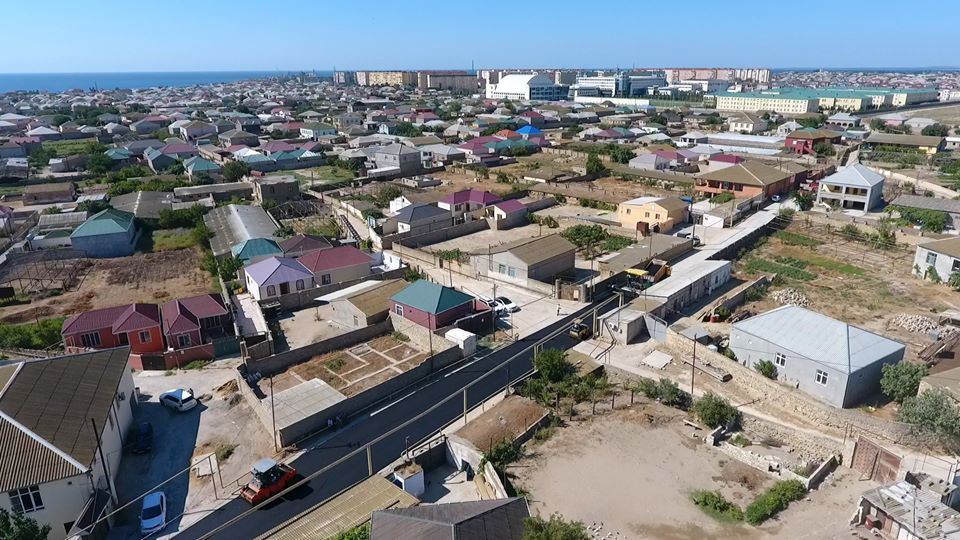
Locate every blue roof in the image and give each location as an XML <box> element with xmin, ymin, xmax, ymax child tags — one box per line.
<box><xmin>516</xmin><ymin>125</ymin><xmax>542</xmax><ymax>135</ymax></box>
<box><xmin>391</xmin><ymin>280</ymin><xmax>474</xmax><ymax>315</ymax></box>
<box><xmin>231</xmin><ymin>237</ymin><xmax>282</xmax><ymax>262</ymax></box>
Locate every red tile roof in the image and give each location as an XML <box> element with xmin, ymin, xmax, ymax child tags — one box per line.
<box><xmin>112</xmin><ymin>304</ymin><xmax>162</xmax><ymax>333</ymax></box>
<box><xmin>297</xmin><ymin>245</ymin><xmax>372</xmax><ymax>274</ymax></box>
<box><xmin>161</xmin><ymin>294</ymin><xmax>227</xmax><ymax>335</ymax></box>
<box><xmin>62</xmin><ymin>303</ymin><xmax>161</xmax><ymax>336</ymax></box>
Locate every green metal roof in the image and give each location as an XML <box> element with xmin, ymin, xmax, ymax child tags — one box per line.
<box><xmin>390</xmin><ymin>280</ymin><xmax>474</xmax><ymax>315</ymax></box>
<box><xmin>70</xmin><ymin>208</ymin><xmax>134</xmax><ymax>238</ymax></box>
<box><xmin>230</xmin><ymin>237</ymin><xmax>282</xmax><ymax>262</ymax></box>
<box><xmin>712</xmin><ymin>87</ymin><xmax>936</xmax><ymax>100</ymax></box>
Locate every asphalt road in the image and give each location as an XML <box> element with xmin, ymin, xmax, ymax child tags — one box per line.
<box><xmin>179</xmin><ymin>285</ymin><xmax>619</xmax><ymax>539</ymax></box>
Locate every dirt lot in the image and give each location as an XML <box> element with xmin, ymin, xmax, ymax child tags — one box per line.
<box><xmin>0</xmin><ymin>249</ymin><xmax>215</xmax><ymax>323</ymax></box>
<box><xmin>455</xmin><ymin>395</ymin><xmax>547</xmax><ymax>453</ymax></box>
<box><xmin>289</xmin><ymin>334</ymin><xmax>425</xmax><ymax>397</ymax></box>
<box><xmin>900</xmin><ymin>104</ymin><xmax>960</xmax><ymax>127</ymax></box>
<box><xmin>736</xmin><ymin>220</ymin><xmax>957</xmax><ymax>358</ymax></box>
<box><xmin>514</xmin><ymin>405</ymin><xmax>865</xmax><ymax>540</ymax></box>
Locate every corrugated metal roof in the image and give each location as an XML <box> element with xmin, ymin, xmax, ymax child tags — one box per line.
<box><xmin>371</xmin><ymin>498</ymin><xmax>529</xmax><ymax>540</ymax></box>
<box><xmin>489</xmin><ymin>234</ymin><xmax>575</xmax><ymax>266</ymax></box>
<box><xmin>0</xmin><ymin>412</ymin><xmax>85</xmax><ymax>492</ymax></box>
<box><xmin>391</xmin><ymin>280</ymin><xmax>474</xmax><ymax>315</ymax></box>
<box><xmin>204</xmin><ymin>204</ymin><xmax>279</xmax><ymax>257</ymax></box>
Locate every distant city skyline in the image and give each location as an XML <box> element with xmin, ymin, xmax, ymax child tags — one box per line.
<box><xmin>2</xmin><ymin>0</ymin><xmax>957</xmax><ymax>73</ymax></box>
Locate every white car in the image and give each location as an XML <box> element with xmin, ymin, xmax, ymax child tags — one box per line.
<box><xmin>139</xmin><ymin>491</ymin><xmax>167</xmax><ymax>535</ymax></box>
<box><xmin>160</xmin><ymin>388</ymin><xmax>197</xmax><ymax>412</ymax></box>
<box><xmin>495</xmin><ymin>296</ymin><xmax>520</xmax><ymax>313</ymax></box>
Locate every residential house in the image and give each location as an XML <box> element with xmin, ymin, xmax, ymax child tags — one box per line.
<box><xmin>373</xmin><ymin>143</ymin><xmax>422</xmax><ymax>174</ymax></box>
<box><xmin>204</xmin><ymin>204</ymin><xmax>279</xmax><ymax>258</ymax></box>
<box><xmin>628</xmin><ymin>153</ymin><xmax>669</xmax><ymax>171</ymax></box>
<box><xmin>243</xmin><ymin>256</ymin><xmax>315</xmax><ymax>301</ymax></box>
<box><xmin>178</xmin><ymin>121</ymin><xmax>217</xmax><ymax>141</ymax></box>
<box><xmin>617</xmin><ymin>196</ymin><xmax>688</xmax><ymax>234</ymax></box>
<box><xmin>827</xmin><ymin>112</ymin><xmax>860</xmax><ymax>129</ymax></box>
<box><xmin>472</xmin><ymin>234</ymin><xmax>576</xmax><ymax>288</ymax></box>
<box><xmin>371</xmin><ymin>498</ymin><xmax>529</xmax><ymax>540</ymax></box>
<box><xmin>396</xmin><ymin>203</ymin><xmax>451</xmax><ymax>234</ymax></box>
<box><xmin>695</xmin><ymin>160</ymin><xmax>793</xmax><ymax>200</ymax></box>
<box><xmin>0</xmin><ymin>348</ymin><xmax>134</xmax><ymax>540</ymax></box>
<box><xmin>438</xmin><ymin>189</ymin><xmax>501</xmax><ymax>220</ymax></box>
<box><xmin>864</xmin><ymin>132</ymin><xmax>944</xmax><ymax>155</ymax></box>
<box><xmin>677</xmin><ymin>130</ymin><xmax>708</xmax><ymax>146</ymax></box>
<box><xmin>419</xmin><ymin>144</ymin><xmax>466</xmax><ymax>166</ymax></box>
<box><xmin>730</xmin><ymin>305</ymin><xmax>905</xmax><ymax>408</ymax></box>
<box><xmin>161</xmin><ymin>294</ymin><xmax>232</xmax><ymax>351</ymax></box>
<box><xmin>70</xmin><ymin>208</ymin><xmax>137</xmax><ymax>258</ymax></box>
<box><xmin>109</xmin><ymin>191</ymin><xmax>174</xmax><ymax>220</ymax></box>
<box><xmin>727</xmin><ymin>113</ymin><xmax>768</xmax><ymax>134</ymax></box>
<box><xmin>219</xmin><ymin>129</ymin><xmax>260</xmax><ymax>148</ymax></box>
<box><xmin>298</xmin><ymin>245</ymin><xmax>373</xmax><ymax>287</ymax></box>
<box><xmin>486</xmin><ymin>199</ymin><xmax>528</xmax><ymax>228</ymax></box>
<box><xmin>890</xmin><ymin>194</ymin><xmax>960</xmax><ymax>230</ymax></box>
<box><xmin>328</xmin><ymin>279</ymin><xmax>408</xmax><ymax>329</ymax></box>
<box><xmin>62</xmin><ymin>304</ymin><xmax>163</xmax><ymax>356</ymax></box>
<box><xmin>251</xmin><ymin>175</ymin><xmax>300</xmax><ymax>205</ymax></box>
<box><xmin>300</xmin><ymin>123</ymin><xmax>337</xmax><ymax>139</ymax></box>
<box><xmin>390</xmin><ymin>280</ymin><xmax>478</xmax><ymax>331</ymax></box>
<box><xmin>174</xmin><ymin>182</ymin><xmax>254</xmax><ymax>203</ymax></box>
<box><xmin>279</xmin><ymin>234</ymin><xmax>333</xmax><ymax>256</ymax></box>
<box><xmin>23</xmin><ymin>182</ymin><xmax>75</xmax><ymax>204</ymax></box>
<box><xmin>388</xmin><ymin>191</ymin><xmax>445</xmax><ymax>215</ymax></box>
<box><xmin>913</xmin><ymin>237</ymin><xmax>960</xmax><ymax>282</ymax></box>
<box><xmin>144</xmin><ymin>147</ymin><xmax>177</xmax><ymax>173</ymax></box>
<box><xmin>231</xmin><ymin>237</ymin><xmax>283</xmax><ymax>264</ymax></box>
<box><xmin>856</xmin><ymin>481</ymin><xmax>960</xmax><ymax>540</ymax></box>
<box><xmin>776</xmin><ymin>121</ymin><xmax>803</xmax><ymax>136</ymax></box>
<box><xmin>816</xmin><ymin>163</ymin><xmax>885</xmax><ymax>211</ymax></box>
<box><xmin>184</xmin><ymin>156</ymin><xmax>222</xmax><ymax>179</ymax></box>
<box><xmin>784</xmin><ymin>128</ymin><xmax>841</xmax><ymax>155</ymax></box>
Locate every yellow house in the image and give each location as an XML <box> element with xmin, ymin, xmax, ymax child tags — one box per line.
<box><xmin>617</xmin><ymin>196</ymin><xmax>688</xmax><ymax>235</ymax></box>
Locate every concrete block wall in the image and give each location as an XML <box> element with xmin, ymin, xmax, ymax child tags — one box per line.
<box><xmin>247</xmin><ymin>320</ymin><xmax>393</xmax><ymax>377</ymax></box>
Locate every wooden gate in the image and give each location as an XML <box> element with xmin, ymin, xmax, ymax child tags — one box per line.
<box><xmin>851</xmin><ymin>437</ymin><xmax>901</xmax><ymax>483</ymax></box>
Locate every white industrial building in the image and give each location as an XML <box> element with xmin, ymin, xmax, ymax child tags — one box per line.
<box><xmin>485</xmin><ymin>74</ymin><xmax>567</xmax><ymax>101</ymax></box>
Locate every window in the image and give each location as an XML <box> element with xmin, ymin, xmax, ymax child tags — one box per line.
<box><xmin>321</xmin><ymin>274</ymin><xmax>332</xmax><ymax>285</ymax></box>
<box><xmin>80</xmin><ymin>332</ymin><xmax>101</xmax><ymax>347</ymax></box>
<box><xmin>353</xmin><ymin>315</ymin><xmax>359</xmax><ymax>327</ymax></box>
<box><xmin>497</xmin><ymin>264</ymin><xmax>507</xmax><ymax>274</ymax></box>
<box><xmin>178</xmin><ymin>334</ymin><xmax>191</xmax><ymax>348</ymax></box>
<box><xmin>394</xmin><ymin>304</ymin><xmax>404</xmax><ymax>316</ymax></box>
<box><xmin>644</xmin><ymin>212</ymin><xmax>650</xmax><ymax>218</ymax></box>
<box><xmin>625</xmin><ymin>208</ymin><xmax>631</xmax><ymax>214</ymax></box>
<box><xmin>296</xmin><ymin>279</ymin><xmax>305</xmax><ymax>290</ymax></box>
<box><xmin>139</xmin><ymin>330</ymin><xmax>151</xmax><ymax>344</ymax></box>
<box><xmin>774</xmin><ymin>352</ymin><xmax>786</xmax><ymax>367</ymax></box>
<box><xmin>953</xmin><ymin>259</ymin><xmax>960</xmax><ymax>273</ymax></box>
<box><xmin>266</xmin><ymin>285</ymin><xmax>277</xmax><ymax>297</ymax></box>
<box><xmin>508</xmin><ymin>267</ymin><xmax>517</xmax><ymax>278</ymax></box>
<box><xmin>926</xmin><ymin>252</ymin><xmax>938</xmax><ymax>265</ymax></box>
<box><xmin>815</xmin><ymin>370</ymin><xmax>828</xmax><ymax>386</ymax></box>
<box><xmin>9</xmin><ymin>486</ymin><xmax>43</xmax><ymax>514</ymax></box>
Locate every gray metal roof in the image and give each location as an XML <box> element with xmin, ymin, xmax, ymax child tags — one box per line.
<box><xmin>820</xmin><ymin>164</ymin><xmax>884</xmax><ymax>188</ymax></box>
<box><xmin>488</xmin><ymin>234</ymin><xmax>575</xmax><ymax>266</ymax></box>
<box><xmin>890</xmin><ymin>194</ymin><xmax>960</xmax><ymax>215</ymax></box>
<box><xmin>733</xmin><ymin>305</ymin><xmax>905</xmax><ymax>373</ymax></box>
<box><xmin>111</xmin><ymin>191</ymin><xmax>175</xmax><ymax>219</ymax></box>
<box><xmin>204</xmin><ymin>204</ymin><xmax>279</xmax><ymax>256</ymax></box>
<box><xmin>371</xmin><ymin>498</ymin><xmax>529</xmax><ymax>540</ymax></box>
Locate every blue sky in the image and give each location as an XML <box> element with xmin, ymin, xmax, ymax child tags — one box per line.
<box><xmin>2</xmin><ymin>0</ymin><xmax>957</xmax><ymax>72</ymax></box>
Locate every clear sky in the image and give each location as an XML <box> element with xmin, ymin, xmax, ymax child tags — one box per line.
<box><xmin>2</xmin><ymin>0</ymin><xmax>957</xmax><ymax>73</ymax></box>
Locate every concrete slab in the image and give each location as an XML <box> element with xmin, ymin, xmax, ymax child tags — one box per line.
<box><xmin>267</xmin><ymin>378</ymin><xmax>347</xmax><ymax>430</ymax></box>
<box><xmin>641</xmin><ymin>350</ymin><xmax>672</xmax><ymax>370</ymax></box>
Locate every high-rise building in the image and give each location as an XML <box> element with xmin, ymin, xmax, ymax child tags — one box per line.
<box><xmin>355</xmin><ymin>71</ymin><xmax>416</xmax><ymax>87</ymax></box>
<box><xmin>334</xmin><ymin>71</ymin><xmax>355</xmax><ymax>85</ymax></box>
<box><xmin>415</xmin><ymin>71</ymin><xmax>479</xmax><ymax>93</ymax></box>
<box><xmin>664</xmin><ymin>68</ymin><xmax>770</xmax><ymax>84</ymax></box>
<box><xmin>485</xmin><ymin>74</ymin><xmax>567</xmax><ymax>101</ymax></box>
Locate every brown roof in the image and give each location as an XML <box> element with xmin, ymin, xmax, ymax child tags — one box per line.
<box><xmin>0</xmin><ymin>348</ymin><xmax>131</xmax><ymax>490</ymax></box>
<box><xmin>488</xmin><ymin>234</ymin><xmax>576</xmax><ymax>265</ymax></box>
<box><xmin>343</xmin><ymin>279</ymin><xmax>409</xmax><ymax>317</ymax></box>
<box><xmin>866</xmin><ymin>132</ymin><xmax>944</xmax><ymax>148</ymax></box>
<box><xmin>697</xmin><ymin>160</ymin><xmax>791</xmax><ymax>187</ymax></box>
<box><xmin>920</xmin><ymin>237</ymin><xmax>960</xmax><ymax>259</ymax></box>
<box><xmin>786</xmin><ymin>128</ymin><xmax>839</xmax><ymax>140</ymax></box>
<box><xmin>24</xmin><ymin>182</ymin><xmax>75</xmax><ymax>194</ymax></box>
<box><xmin>653</xmin><ymin>197</ymin><xmax>689</xmax><ymax>213</ymax></box>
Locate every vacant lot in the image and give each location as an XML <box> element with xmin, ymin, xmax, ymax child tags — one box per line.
<box><xmin>514</xmin><ymin>405</ymin><xmax>866</xmax><ymax>540</ymax></box>
<box><xmin>737</xmin><ymin>220</ymin><xmax>955</xmax><ymax>356</ymax></box>
<box><xmin>0</xmin><ymin>249</ymin><xmax>215</xmax><ymax>323</ymax></box>
<box><xmin>901</xmin><ymin>104</ymin><xmax>960</xmax><ymax>126</ymax></box>
<box><xmin>289</xmin><ymin>334</ymin><xmax>425</xmax><ymax>397</ymax></box>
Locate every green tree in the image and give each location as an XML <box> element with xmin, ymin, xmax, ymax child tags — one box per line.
<box><xmin>585</xmin><ymin>152</ymin><xmax>606</xmax><ymax>175</ymax></box>
<box><xmin>393</xmin><ymin>122</ymin><xmax>422</xmax><ymax>137</ymax></box>
<box><xmin>813</xmin><ymin>142</ymin><xmax>835</xmax><ymax>157</ymax></box>
<box><xmin>374</xmin><ymin>185</ymin><xmax>402</xmax><ymax>208</ymax></box>
<box><xmin>606</xmin><ymin>145</ymin><xmax>634</xmax><ymax>164</ymax></box>
<box><xmin>85</xmin><ymin>152</ymin><xmax>113</xmax><ymax>174</ymax></box>
<box><xmin>534</xmin><ymin>349</ymin><xmax>577</xmax><ymax>384</ymax></box>
<box><xmin>222</xmin><ymin>161</ymin><xmax>250</xmax><ymax>182</ymax></box>
<box><xmin>692</xmin><ymin>393</ymin><xmax>740</xmax><ymax>428</ymax></box>
<box><xmin>191</xmin><ymin>223</ymin><xmax>213</xmax><ymax>247</ymax></box>
<box><xmin>0</xmin><ymin>507</ymin><xmax>51</xmax><ymax>540</ymax></box>
<box><xmin>922</xmin><ymin>123</ymin><xmax>950</xmax><ymax>137</ymax></box>
<box><xmin>898</xmin><ymin>389</ymin><xmax>960</xmax><ymax>446</ymax></box>
<box><xmin>522</xmin><ymin>514</ymin><xmax>590</xmax><ymax>540</ymax></box>
<box><xmin>77</xmin><ymin>200</ymin><xmax>110</xmax><ymax>214</ymax></box>
<box><xmin>793</xmin><ymin>191</ymin><xmax>814</xmax><ymax>211</ymax></box>
<box><xmin>928</xmin><ymin>266</ymin><xmax>942</xmax><ymax>284</ymax></box>
<box><xmin>949</xmin><ymin>272</ymin><xmax>960</xmax><ymax>291</ymax></box>
<box><xmin>880</xmin><ymin>362</ymin><xmax>928</xmax><ymax>403</ymax></box>
<box><xmin>755</xmin><ymin>359</ymin><xmax>778</xmax><ymax>379</ymax></box>
<box><xmin>332</xmin><ymin>524</ymin><xmax>369</xmax><ymax>540</ymax></box>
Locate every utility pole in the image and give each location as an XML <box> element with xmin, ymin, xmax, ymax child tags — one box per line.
<box><xmin>690</xmin><ymin>338</ymin><xmax>697</xmax><ymax>397</ymax></box>
<box><xmin>90</xmin><ymin>417</ymin><xmax>116</xmax><ymax>504</ymax></box>
<box><xmin>270</xmin><ymin>375</ymin><xmax>278</xmax><ymax>452</ymax></box>
<box><xmin>491</xmin><ymin>281</ymin><xmax>497</xmax><ymax>336</ymax></box>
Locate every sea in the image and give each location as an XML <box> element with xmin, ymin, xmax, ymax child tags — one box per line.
<box><xmin>0</xmin><ymin>71</ymin><xmax>333</xmax><ymax>94</ymax></box>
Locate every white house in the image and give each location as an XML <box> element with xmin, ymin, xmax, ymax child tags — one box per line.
<box><xmin>243</xmin><ymin>256</ymin><xmax>315</xmax><ymax>301</ymax></box>
<box><xmin>0</xmin><ymin>348</ymin><xmax>135</xmax><ymax>540</ymax></box>
<box><xmin>914</xmin><ymin>237</ymin><xmax>960</xmax><ymax>282</ymax></box>
<box><xmin>815</xmin><ymin>163</ymin><xmax>885</xmax><ymax>212</ymax></box>
<box><xmin>727</xmin><ymin>113</ymin><xmax>768</xmax><ymax>134</ymax></box>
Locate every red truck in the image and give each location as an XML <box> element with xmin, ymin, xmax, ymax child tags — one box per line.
<box><xmin>240</xmin><ymin>458</ymin><xmax>298</xmax><ymax>505</ymax></box>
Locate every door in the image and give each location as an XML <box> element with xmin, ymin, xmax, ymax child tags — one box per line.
<box><xmin>279</xmin><ymin>282</ymin><xmax>290</xmax><ymax>295</ymax></box>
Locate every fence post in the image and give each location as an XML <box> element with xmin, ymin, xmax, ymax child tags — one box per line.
<box><xmin>366</xmin><ymin>445</ymin><xmax>373</xmax><ymax>475</ymax></box>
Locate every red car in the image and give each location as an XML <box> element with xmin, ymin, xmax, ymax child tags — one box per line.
<box><xmin>240</xmin><ymin>458</ymin><xmax>298</xmax><ymax>505</ymax></box>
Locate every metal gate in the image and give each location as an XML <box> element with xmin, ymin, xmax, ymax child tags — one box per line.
<box><xmin>140</xmin><ymin>354</ymin><xmax>167</xmax><ymax>371</ymax></box>
<box><xmin>851</xmin><ymin>437</ymin><xmax>901</xmax><ymax>483</ymax></box>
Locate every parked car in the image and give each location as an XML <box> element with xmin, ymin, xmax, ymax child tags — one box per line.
<box><xmin>771</xmin><ymin>194</ymin><xmax>782</xmax><ymax>202</ymax></box>
<box><xmin>139</xmin><ymin>491</ymin><xmax>167</xmax><ymax>535</ymax></box>
<box><xmin>495</xmin><ymin>296</ymin><xmax>520</xmax><ymax>313</ymax></box>
<box><xmin>160</xmin><ymin>388</ymin><xmax>197</xmax><ymax>412</ymax></box>
<box><xmin>132</xmin><ymin>421</ymin><xmax>153</xmax><ymax>453</ymax></box>
<box><xmin>480</xmin><ymin>295</ymin><xmax>508</xmax><ymax>316</ymax></box>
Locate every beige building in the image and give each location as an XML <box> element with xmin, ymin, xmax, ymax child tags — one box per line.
<box><xmin>416</xmin><ymin>72</ymin><xmax>478</xmax><ymax>93</ymax></box>
<box><xmin>356</xmin><ymin>71</ymin><xmax>416</xmax><ymax>87</ymax></box>
<box><xmin>617</xmin><ymin>196</ymin><xmax>688</xmax><ymax>234</ymax></box>
<box><xmin>713</xmin><ymin>92</ymin><xmax>817</xmax><ymax>114</ymax></box>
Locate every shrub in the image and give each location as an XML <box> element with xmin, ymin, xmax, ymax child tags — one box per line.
<box><xmin>534</xmin><ymin>349</ymin><xmax>577</xmax><ymax>384</ymax></box>
<box><xmin>214</xmin><ymin>443</ymin><xmax>237</xmax><ymax>462</ymax></box>
<box><xmin>0</xmin><ymin>318</ymin><xmax>66</xmax><ymax>350</ymax></box>
<box><xmin>774</xmin><ymin>231</ymin><xmax>821</xmax><ymax>247</ymax></box>
<box><xmin>898</xmin><ymin>389</ymin><xmax>960</xmax><ymax>447</ymax></box>
<box><xmin>392</xmin><ymin>331</ymin><xmax>409</xmax><ymax>342</ymax></box>
<box><xmin>744</xmin><ymin>480</ymin><xmax>806</xmax><ymax>525</ymax></box>
<box><xmin>880</xmin><ymin>362</ymin><xmax>928</xmax><ymax>403</ymax></box>
<box><xmin>656</xmin><ymin>378</ymin><xmax>691</xmax><ymax>409</ymax></box>
<box><xmin>730</xmin><ymin>433</ymin><xmax>751</xmax><ymax>447</ymax></box>
<box><xmin>522</xmin><ymin>514</ymin><xmax>590</xmax><ymax>540</ymax></box>
<box><xmin>755</xmin><ymin>359</ymin><xmax>778</xmax><ymax>379</ymax></box>
<box><xmin>691</xmin><ymin>489</ymin><xmax>744</xmax><ymax>522</ymax></box>
<box><xmin>692</xmin><ymin>393</ymin><xmax>740</xmax><ymax>428</ymax></box>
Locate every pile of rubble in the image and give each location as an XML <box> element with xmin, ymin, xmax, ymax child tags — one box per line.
<box><xmin>772</xmin><ymin>288</ymin><xmax>809</xmax><ymax>307</ymax></box>
<box><xmin>891</xmin><ymin>314</ymin><xmax>940</xmax><ymax>334</ymax></box>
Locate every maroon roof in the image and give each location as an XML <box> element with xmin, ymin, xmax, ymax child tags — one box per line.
<box><xmin>297</xmin><ymin>245</ymin><xmax>372</xmax><ymax>274</ymax></box>
<box><xmin>712</xmin><ymin>154</ymin><xmax>745</xmax><ymax>164</ymax></box>
<box><xmin>441</xmin><ymin>189</ymin><xmax>501</xmax><ymax>206</ymax></box>
<box><xmin>161</xmin><ymin>294</ymin><xmax>227</xmax><ymax>335</ymax></box>
<box><xmin>494</xmin><ymin>199</ymin><xmax>526</xmax><ymax>213</ymax></box>
<box><xmin>62</xmin><ymin>303</ymin><xmax>161</xmax><ymax>336</ymax></box>
<box><xmin>159</xmin><ymin>143</ymin><xmax>197</xmax><ymax>155</ymax></box>
<box><xmin>261</xmin><ymin>141</ymin><xmax>296</xmax><ymax>153</ymax></box>
<box><xmin>279</xmin><ymin>234</ymin><xmax>333</xmax><ymax>255</ymax></box>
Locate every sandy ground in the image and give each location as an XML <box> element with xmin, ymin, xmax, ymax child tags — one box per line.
<box><xmin>278</xmin><ymin>304</ymin><xmax>351</xmax><ymax>350</ymax></box>
<box><xmin>0</xmin><ymin>249</ymin><xmax>215</xmax><ymax>324</ymax></box>
<box><xmin>514</xmin><ymin>405</ymin><xmax>867</xmax><ymax>540</ymax></box>
<box><xmin>899</xmin><ymin>104</ymin><xmax>960</xmax><ymax>126</ymax></box>
<box><xmin>455</xmin><ymin>395</ymin><xmax>547</xmax><ymax>453</ymax></box>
